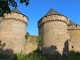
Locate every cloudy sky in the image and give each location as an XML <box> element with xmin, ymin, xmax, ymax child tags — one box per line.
<box><xmin>10</xmin><ymin>0</ymin><xmax>80</xmax><ymax>35</ymax></box>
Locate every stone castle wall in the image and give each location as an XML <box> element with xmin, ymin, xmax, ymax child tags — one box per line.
<box><xmin>68</xmin><ymin>25</ymin><xmax>80</xmax><ymax>52</ymax></box>
<box><xmin>38</xmin><ymin>15</ymin><xmax>70</xmax><ymax>27</ymax></box>
<box><xmin>25</xmin><ymin>35</ymin><xmax>38</xmax><ymax>54</ymax></box>
<box><xmin>38</xmin><ymin>15</ymin><xmax>69</xmax><ymax>55</ymax></box>
<box><xmin>0</xmin><ymin>8</ymin><xmax>80</xmax><ymax>55</ymax></box>
<box><xmin>0</xmin><ymin>13</ymin><xmax>28</xmax><ymax>53</ymax></box>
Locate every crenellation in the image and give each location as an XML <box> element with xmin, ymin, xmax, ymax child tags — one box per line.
<box><xmin>3</xmin><ymin>13</ymin><xmax>8</xmax><ymax>17</ymax></box>
<box><xmin>38</xmin><ymin>8</ymin><xmax>80</xmax><ymax>55</ymax></box>
<box><xmin>0</xmin><ymin>8</ymin><xmax>80</xmax><ymax>56</ymax></box>
<box><xmin>38</xmin><ymin>13</ymin><xmax>69</xmax><ymax>55</ymax></box>
<box><xmin>38</xmin><ymin>15</ymin><xmax>68</xmax><ymax>27</ymax></box>
<box><xmin>68</xmin><ymin>25</ymin><xmax>80</xmax><ymax>30</ymax></box>
<box><xmin>46</xmin><ymin>15</ymin><xmax>51</xmax><ymax>20</ymax></box>
<box><xmin>3</xmin><ymin>13</ymin><xmax>27</xmax><ymax>24</ymax></box>
<box><xmin>0</xmin><ymin>8</ymin><xmax>28</xmax><ymax>54</ymax></box>
<box><xmin>2</xmin><ymin>18</ymin><xmax>27</xmax><ymax>24</ymax></box>
<box><xmin>38</xmin><ymin>19</ymin><xmax>68</xmax><ymax>27</ymax></box>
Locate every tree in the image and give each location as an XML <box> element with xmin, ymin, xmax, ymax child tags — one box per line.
<box><xmin>0</xmin><ymin>0</ymin><xmax>29</xmax><ymax>16</ymax></box>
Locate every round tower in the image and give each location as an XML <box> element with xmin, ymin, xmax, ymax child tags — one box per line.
<box><xmin>68</xmin><ymin>21</ymin><xmax>80</xmax><ymax>52</ymax></box>
<box><xmin>0</xmin><ymin>8</ymin><xmax>28</xmax><ymax>53</ymax></box>
<box><xmin>38</xmin><ymin>8</ymin><xmax>70</xmax><ymax>55</ymax></box>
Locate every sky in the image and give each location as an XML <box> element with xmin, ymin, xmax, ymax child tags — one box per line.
<box><xmin>10</xmin><ymin>0</ymin><xmax>80</xmax><ymax>36</ymax></box>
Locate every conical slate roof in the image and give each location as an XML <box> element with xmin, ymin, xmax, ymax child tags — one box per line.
<box><xmin>38</xmin><ymin>8</ymin><xmax>64</xmax><ymax>23</ymax></box>
<box><xmin>11</xmin><ymin>8</ymin><xmax>22</xmax><ymax>14</ymax></box>
<box><xmin>44</xmin><ymin>8</ymin><xmax>62</xmax><ymax>16</ymax></box>
<box><xmin>68</xmin><ymin>20</ymin><xmax>80</xmax><ymax>26</ymax></box>
<box><xmin>70</xmin><ymin>20</ymin><xmax>77</xmax><ymax>25</ymax></box>
<box><xmin>11</xmin><ymin>8</ymin><xmax>29</xmax><ymax>20</ymax></box>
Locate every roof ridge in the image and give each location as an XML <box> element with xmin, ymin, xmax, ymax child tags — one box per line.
<box><xmin>68</xmin><ymin>20</ymin><xmax>80</xmax><ymax>26</ymax></box>
<box><xmin>11</xmin><ymin>8</ymin><xmax>22</xmax><ymax>14</ymax></box>
<box><xmin>44</xmin><ymin>8</ymin><xmax>62</xmax><ymax>16</ymax></box>
<box><xmin>10</xmin><ymin>8</ymin><xmax>29</xmax><ymax>20</ymax></box>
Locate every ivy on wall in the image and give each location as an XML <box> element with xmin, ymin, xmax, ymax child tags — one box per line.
<box><xmin>36</xmin><ymin>36</ymin><xmax>41</xmax><ymax>44</ymax></box>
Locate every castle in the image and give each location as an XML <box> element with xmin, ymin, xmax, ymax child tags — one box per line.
<box><xmin>0</xmin><ymin>8</ymin><xmax>80</xmax><ymax>55</ymax></box>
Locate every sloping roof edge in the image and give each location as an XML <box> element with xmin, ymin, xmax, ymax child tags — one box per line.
<box><xmin>44</xmin><ymin>8</ymin><xmax>63</xmax><ymax>17</ymax></box>
<box><xmin>11</xmin><ymin>8</ymin><xmax>29</xmax><ymax>20</ymax></box>
<box><xmin>68</xmin><ymin>20</ymin><xmax>80</xmax><ymax>26</ymax></box>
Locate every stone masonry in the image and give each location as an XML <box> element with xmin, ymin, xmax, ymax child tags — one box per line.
<box><xmin>0</xmin><ymin>8</ymin><xmax>28</xmax><ymax>54</ymax></box>
<box><xmin>0</xmin><ymin>8</ymin><xmax>80</xmax><ymax>55</ymax></box>
<box><xmin>38</xmin><ymin>8</ymin><xmax>80</xmax><ymax>55</ymax></box>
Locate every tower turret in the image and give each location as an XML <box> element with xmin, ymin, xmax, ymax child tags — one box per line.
<box><xmin>68</xmin><ymin>21</ymin><xmax>80</xmax><ymax>52</ymax></box>
<box><xmin>38</xmin><ymin>8</ymin><xmax>70</xmax><ymax>55</ymax></box>
<box><xmin>0</xmin><ymin>8</ymin><xmax>28</xmax><ymax>53</ymax></box>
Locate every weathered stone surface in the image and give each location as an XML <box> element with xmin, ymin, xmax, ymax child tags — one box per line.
<box><xmin>25</xmin><ymin>35</ymin><xmax>38</xmax><ymax>54</ymax></box>
<box><xmin>38</xmin><ymin>8</ymin><xmax>80</xmax><ymax>55</ymax></box>
<box><xmin>0</xmin><ymin>12</ymin><xmax>28</xmax><ymax>54</ymax></box>
<box><xmin>68</xmin><ymin>27</ymin><xmax>80</xmax><ymax>52</ymax></box>
<box><xmin>38</xmin><ymin>15</ymin><xmax>69</xmax><ymax>55</ymax></box>
<box><xmin>0</xmin><ymin>8</ymin><xmax>80</xmax><ymax>56</ymax></box>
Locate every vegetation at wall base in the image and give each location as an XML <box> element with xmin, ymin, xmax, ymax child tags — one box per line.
<box><xmin>1</xmin><ymin>49</ymin><xmax>80</xmax><ymax>60</ymax></box>
<box><xmin>0</xmin><ymin>40</ymin><xmax>15</xmax><ymax>60</ymax></box>
<box><xmin>13</xmin><ymin>49</ymin><xmax>80</xmax><ymax>60</ymax></box>
<box><xmin>0</xmin><ymin>39</ymin><xmax>80</xmax><ymax>60</ymax></box>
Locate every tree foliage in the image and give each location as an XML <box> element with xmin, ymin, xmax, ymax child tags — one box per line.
<box><xmin>36</xmin><ymin>36</ymin><xmax>41</xmax><ymax>44</ymax></box>
<box><xmin>0</xmin><ymin>0</ymin><xmax>29</xmax><ymax>16</ymax></box>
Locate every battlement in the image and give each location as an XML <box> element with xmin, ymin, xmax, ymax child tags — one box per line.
<box><xmin>38</xmin><ymin>15</ymin><xmax>70</xmax><ymax>27</ymax></box>
<box><xmin>68</xmin><ymin>25</ymin><xmax>80</xmax><ymax>30</ymax></box>
<box><xmin>2</xmin><ymin>13</ymin><xmax>28</xmax><ymax>25</ymax></box>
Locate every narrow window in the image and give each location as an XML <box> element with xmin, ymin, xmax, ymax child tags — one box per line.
<box><xmin>70</xmin><ymin>39</ymin><xmax>71</xmax><ymax>41</ymax></box>
<box><xmin>72</xmin><ymin>46</ymin><xmax>74</xmax><ymax>48</ymax></box>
